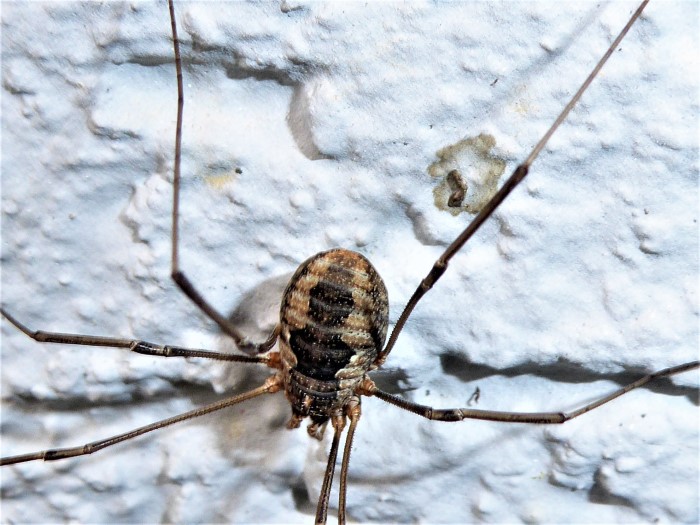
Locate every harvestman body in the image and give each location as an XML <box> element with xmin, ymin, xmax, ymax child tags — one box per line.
<box><xmin>1</xmin><ymin>1</ymin><xmax>698</xmax><ymax>523</ymax></box>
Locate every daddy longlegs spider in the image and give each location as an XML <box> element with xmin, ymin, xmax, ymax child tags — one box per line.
<box><xmin>1</xmin><ymin>1</ymin><xmax>698</xmax><ymax>523</ymax></box>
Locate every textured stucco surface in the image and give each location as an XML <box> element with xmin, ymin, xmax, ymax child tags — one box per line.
<box><xmin>1</xmin><ymin>1</ymin><xmax>698</xmax><ymax>523</ymax></box>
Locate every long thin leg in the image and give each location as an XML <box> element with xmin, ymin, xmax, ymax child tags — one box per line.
<box><xmin>375</xmin><ymin>0</ymin><xmax>650</xmax><ymax>366</ymax></box>
<box><xmin>166</xmin><ymin>0</ymin><xmax>276</xmax><ymax>355</ymax></box>
<box><xmin>1</xmin><ymin>375</ymin><xmax>282</xmax><ymax>466</ymax></box>
<box><xmin>362</xmin><ymin>360</ymin><xmax>699</xmax><ymax>424</ymax></box>
<box><xmin>315</xmin><ymin>415</ymin><xmax>345</xmax><ymax>525</ymax></box>
<box><xmin>338</xmin><ymin>402</ymin><xmax>361</xmax><ymax>525</ymax></box>
<box><xmin>0</xmin><ymin>307</ymin><xmax>275</xmax><ymax>366</ymax></box>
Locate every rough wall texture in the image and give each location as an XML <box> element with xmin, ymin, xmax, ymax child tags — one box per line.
<box><xmin>1</xmin><ymin>1</ymin><xmax>698</xmax><ymax>523</ymax></box>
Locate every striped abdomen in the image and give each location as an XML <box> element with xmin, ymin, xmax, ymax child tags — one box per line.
<box><xmin>279</xmin><ymin>249</ymin><xmax>389</xmax><ymax>424</ymax></box>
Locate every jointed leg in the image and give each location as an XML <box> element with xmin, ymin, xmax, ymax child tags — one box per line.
<box><xmin>374</xmin><ymin>0</ymin><xmax>651</xmax><ymax>366</ymax></box>
<box><xmin>361</xmin><ymin>361</ymin><xmax>699</xmax><ymax>424</ymax></box>
<box><xmin>1</xmin><ymin>307</ymin><xmax>276</xmax><ymax>366</ymax></box>
<box><xmin>312</xmin><ymin>402</ymin><xmax>361</xmax><ymax>525</ymax></box>
<box><xmin>338</xmin><ymin>402</ymin><xmax>361</xmax><ymax>525</ymax></box>
<box><xmin>315</xmin><ymin>414</ymin><xmax>345</xmax><ymax>525</ymax></box>
<box><xmin>166</xmin><ymin>0</ymin><xmax>277</xmax><ymax>355</ymax></box>
<box><xmin>1</xmin><ymin>375</ymin><xmax>282</xmax><ymax>466</ymax></box>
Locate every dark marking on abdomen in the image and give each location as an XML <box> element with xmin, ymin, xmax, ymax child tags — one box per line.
<box><xmin>280</xmin><ymin>249</ymin><xmax>389</xmax><ymax>383</ymax></box>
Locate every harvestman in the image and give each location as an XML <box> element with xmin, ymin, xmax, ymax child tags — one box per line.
<box><xmin>1</xmin><ymin>0</ymin><xmax>698</xmax><ymax>523</ymax></box>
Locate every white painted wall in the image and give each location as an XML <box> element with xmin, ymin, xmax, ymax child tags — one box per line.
<box><xmin>1</xmin><ymin>1</ymin><xmax>698</xmax><ymax>523</ymax></box>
